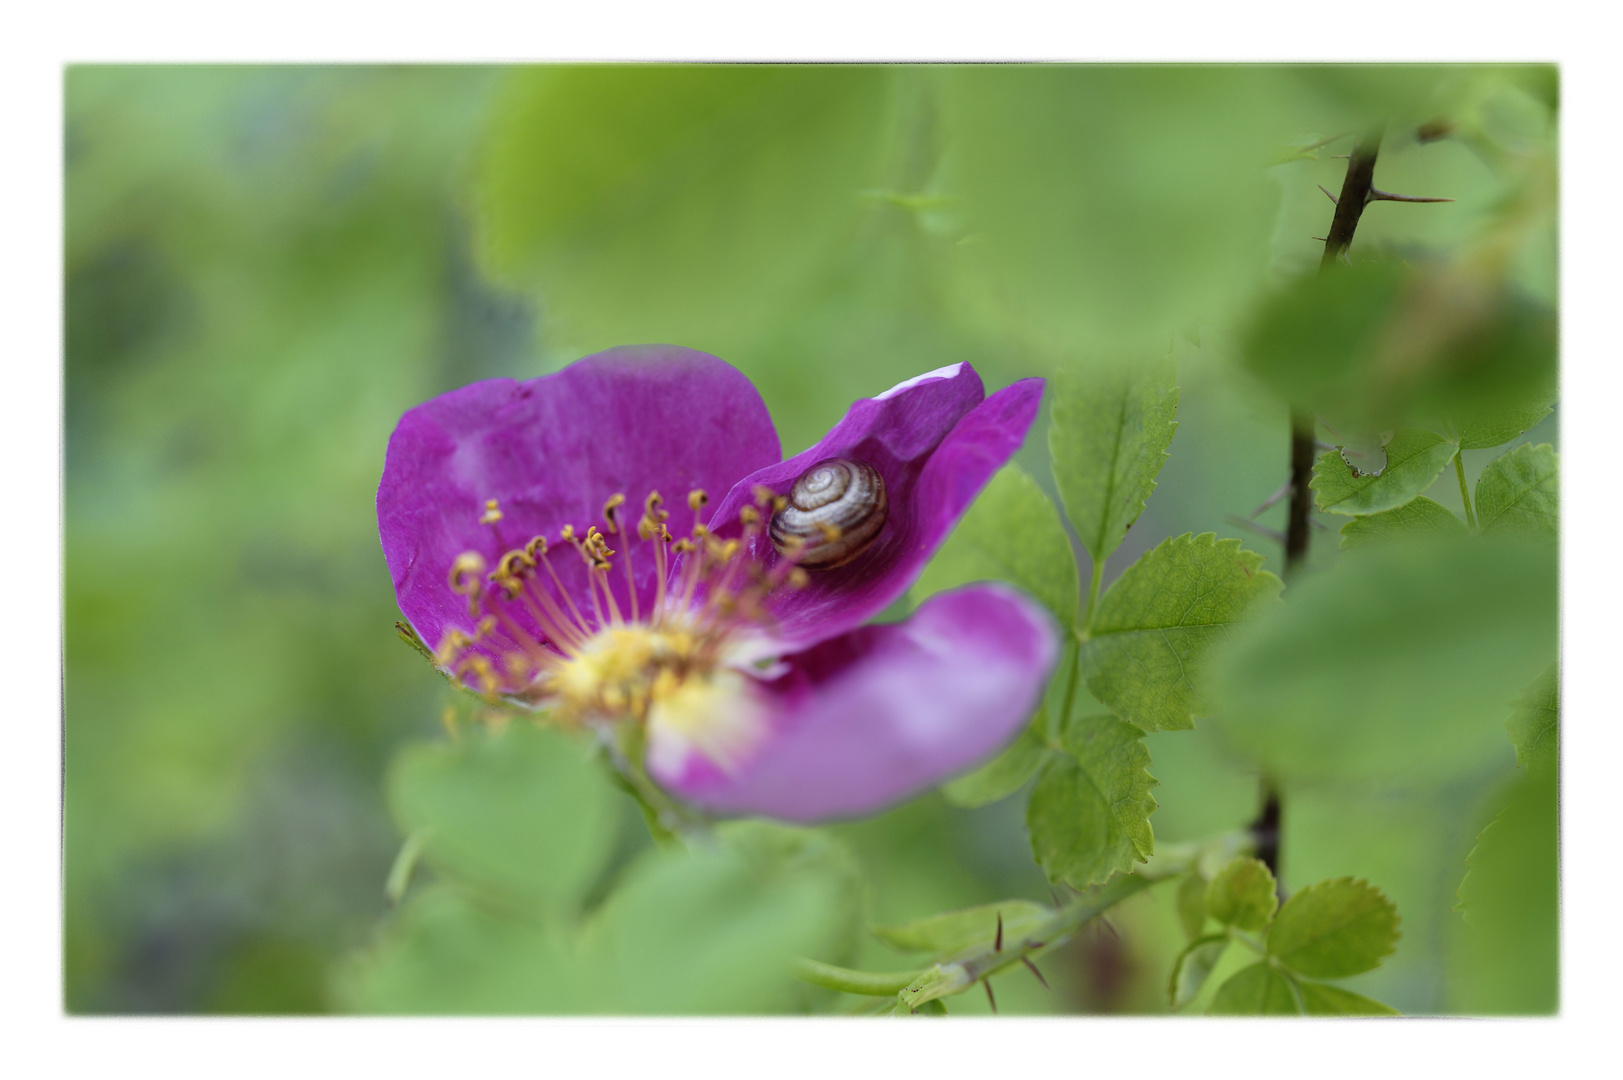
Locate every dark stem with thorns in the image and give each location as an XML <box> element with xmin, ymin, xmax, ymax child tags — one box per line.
<box><xmin>1259</xmin><ymin>127</ymin><xmax>1386</xmax><ymax>888</ymax></box>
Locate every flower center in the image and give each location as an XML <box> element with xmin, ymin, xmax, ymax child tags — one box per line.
<box><xmin>430</xmin><ymin>484</ymin><xmax>813</xmax><ymax>732</ymax></box>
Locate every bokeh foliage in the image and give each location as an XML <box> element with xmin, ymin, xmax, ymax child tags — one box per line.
<box><xmin>65</xmin><ymin>63</ymin><xmax>1557</xmax><ymax>1014</ymax></box>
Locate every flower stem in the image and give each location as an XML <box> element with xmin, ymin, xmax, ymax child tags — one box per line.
<box><xmin>1454</xmin><ymin>450</ymin><xmax>1478</xmax><ymax>531</ymax></box>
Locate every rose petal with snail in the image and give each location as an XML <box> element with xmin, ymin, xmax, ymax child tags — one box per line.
<box><xmin>706</xmin><ymin>365</ymin><xmax>1046</xmax><ymax>651</ymax></box>
<box><xmin>378</xmin><ymin>345</ymin><xmax>780</xmax><ymax>668</ymax></box>
<box><xmin>649</xmin><ymin>584</ymin><xmax>1058</xmax><ymax>822</ymax></box>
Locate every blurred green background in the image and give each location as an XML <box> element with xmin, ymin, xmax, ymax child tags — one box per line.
<box><xmin>64</xmin><ymin>64</ymin><xmax>1557</xmax><ymax>1014</ymax></box>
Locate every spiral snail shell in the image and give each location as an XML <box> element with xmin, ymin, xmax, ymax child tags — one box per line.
<box><xmin>768</xmin><ymin>458</ymin><xmax>888</xmax><ymax>569</ymax></box>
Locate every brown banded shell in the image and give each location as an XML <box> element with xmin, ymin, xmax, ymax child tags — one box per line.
<box><xmin>768</xmin><ymin>458</ymin><xmax>888</xmax><ymax>569</ymax></box>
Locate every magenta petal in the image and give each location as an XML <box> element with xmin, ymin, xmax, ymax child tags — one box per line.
<box><xmin>707</xmin><ymin>364</ymin><xmax>1045</xmax><ymax>651</ymax></box>
<box><xmin>654</xmin><ymin>584</ymin><xmax>1058</xmax><ymax>823</ymax></box>
<box><xmin>377</xmin><ymin>346</ymin><xmax>780</xmax><ymax>655</ymax></box>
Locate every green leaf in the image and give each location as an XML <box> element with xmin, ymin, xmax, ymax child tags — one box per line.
<box><xmin>1297</xmin><ymin>981</ymin><xmax>1400</xmax><ymax>1016</ymax></box>
<box><xmin>1080</xmin><ymin>533</ymin><xmax>1283</xmax><ymax>732</ymax></box>
<box><xmin>940</xmin><ymin>721</ymin><xmax>1051</xmax><ymax>809</ymax></box>
<box><xmin>1242</xmin><ymin>262</ymin><xmax>1410</xmax><ymax>416</ymax></box>
<box><xmin>1450</xmin><ymin>767</ymin><xmax>1558</xmax><ymax>1014</ymax></box>
<box><xmin>1169</xmin><ymin>934</ymin><xmax>1229</xmax><ymax>1010</ymax></box>
<box><xmin>472</xmin><ymin>66</ymin><xmax>893</xmax><ymax>356</ymax></box>
<box><xmin>1176</xmin><ymin>873</ymin><xmax>1209</xmax><ymax>941</ymax></box>
<box><xmin>1026</xmin><ymin>711</ymin><xmax>1157</xmax><ymax>888</ymax></box>
<box><xmin>1456</xmin><ymin>394</ymin><xmax>1554</xmax><ymax>451</ymax></box>
<box><xmin>873</xmin><ymin>900</ymin><xmax>1053</xmax><ymax>958</ymax></box>
<box><xmin>1505</xmin><ymin>663</ymin><xmax>1558</xmax><ymax>772</ymax></box>
<box><xmin>939</xmin><ymin>67</ymin><xmax>1289</xmax><ymax>350</ymax></box>
<box><xmin>336</xmin><ymin>885</ymin><xmax>586</xmax><ymax>1014</ymax></box>
<box><xmin>1266</xmin><ymin>878</ymin><xmax>1400</xmax><ymax>979</ymax></box>
<box><xmin>1048</xmin><ymin>353</ymin><xmax>1179</xmax><ymax>567</ymax></box>
<box><xmin>1338</xmin><ymin>495</ymin><xmax>1466</xmax><ymax>550</ymax></box>
<box><xmin>1211</xmin><ymin>534</ymin><xmax>1558</xmax><ymax>781</ymax></box>
<box><xmin>1207</xmin><ymin>961</ymin><xmax>1302</xmax><ymax>1015</ymax></box>
<box><xmin>580</xmin><ymin>826</ymin><xmax>852</xmax><ymax>1014</ymax></box>
<box><xmin>1475</xmin><ymin>443</ymin><xmax>1558</xmax><ymax>538</ymax></box>
<box><xmin>1205</xmin><ymin>856</ymin><xmax>1278</xmax><ymax>932</ymax></box>
<box><xmin>1311</xmin><ymin>429</ymin><xmax>1459</xmax><ymax>516</ymax></box>
<box><xmin>914</xmin><ymin>464</ymin><xmax>1080</xmax><ymax>630</ymax></box>
<box><xmin>388</xmin><ymin>723</ymin><xmax>619</xmax><ymax>910</ymax></box>
<box><xmin>1242</xmin><ymin>260</ymin><xmax>1556</xmax><ymax>436</ymax></box>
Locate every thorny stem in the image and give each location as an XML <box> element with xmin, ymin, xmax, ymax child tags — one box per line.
<box><xmin>1265</xmin><ymin>127</ymin><xmax>1387</xmax><ymax>887</ymax></box>
<box><xmin>1454</xmin><ymin>451</ymin><xmax>1478</xmax><ymax>531</ymax></box>
<box><xmin>796</xmin><ymin>836</ymin><xmax>1249</xmax><ymax>1010</ymax></box>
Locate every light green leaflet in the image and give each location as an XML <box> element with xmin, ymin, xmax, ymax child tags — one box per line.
<box><xmin>1266</xmin><ymin>878</ymin><xmax>1400</xmax><ymax>979</ymax></box>
<box><xmin>1204</xmin><ymin>856</ymin><xmax>1278</xmax><ymax>932</ymax></box>
<box><xmin>388</xmin><ymin>723</ymin><xmax>618</xmax><ymax>911</ymax></box>
<box><xmin>1080</xmin><ymin>533</ymin><xmax>1282</xmax><ymax>732</ymax></box>
<box><xmin>1049</xmin><ymin>353</ymin><xmax>1179</xmax><ymax>566</ymax></box>
<box><xmin>1208</xmin><ymin>962</ymin><xmax>1300</xmax><ymax>1015</ymax></box>
<box><xmin>1311</xmin><ymin>429</ymin><xmax>1459</xmax><ymax>516</ymax></box>
<box><xmin>1505</xmin><ymin>663</ymin><xmax>1559</xmax><ymax>771</ymax></box>
<box><xmin>1027</xmin><ymin>711</ymin><xmax>1156</xmax><ymax>888</ymax></box>
<box><xmin>1169</xmin><ymin>935</ymin><xmax>1228</xmax><ymax>1010</ymax></box>
<box><xmin>1338</xmin><ymin>495</ymin><xmax>1465</xmax><ymax>550</ymax></box>
<box><xmin>913</xmin><ymin>464</ymin><xmax>1079</xmax><ymax>630</ymax></box>
<box><xmin>1475</xmin><ymin>443</ymin><xmax>1558</xmax><ymax>538</ymax></box>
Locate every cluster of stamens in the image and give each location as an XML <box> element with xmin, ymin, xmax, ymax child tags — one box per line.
<box><xmin>432</xmin><ymin>484</ymin><xmax>813</xmax><ymax>731</ymax></box>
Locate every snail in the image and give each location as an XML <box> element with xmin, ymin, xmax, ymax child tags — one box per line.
<box><xmin>768</xmin><ymin>458</ymin><xmax>888</xmax><ymax>569</ymax></box>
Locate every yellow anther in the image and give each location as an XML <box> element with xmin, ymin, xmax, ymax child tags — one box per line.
<box><xmin>688</xmin><ymin>489</ymin><xmax>709</xmax><ymax>511</ymax></box>
<box><xmin>671</xmin><ymin>539</ymin><xmax>695</xmax><ymax>554</ymax></box>
<box><xmin>787</xmin><ymin>567</ymin><xmax>810</xmax><ymax>589</ymax></box>
<box><xmin>692</xmin><ymin>523</ymin><xmax>710</xmax><ymax>540</ymax></box>
<box><xmin>645</xmin><ymin>491</ymin><xmax>668</xmax><ymax>522</ymax></box>
<box><xmin>602</xmin><ymin>493</ymin><xmax>627</xmax><ymax>534</ymax></box>
<box><xmin>450</xmin><ymin>552</ymin><xmax>489</xmax><ymax>611</ymax></box>
<box><xmin>560</xmin><ymin>524</ymin><xmax>576</xmax><ymax>542</ymax></box>
<box><xmin>494</xmin><ymin>549</ymin><xmax>534</xmax><ymax>580</ymax></box>
<box><xmin>479</xmin><ymin>499</ymin><xmax>503</xmax><ymax>525</ymax></box>
<box><xmin>434</xmin><ymin>627</ymin><xmax>472</xmax><ymax>665</ymax></box>
<box><xmin>740</xmin><ymin>506</ymin><xmax>761</xmax><ymax>527</ymax></box>
<box><xmin>816</xmin><ymin>521</ymin><xmax>843</xmax><ymax>543</ymax></box>
<box><xmin>772</xmin><ymin>495</ymin><xmax>788</xmax><ymax>513</ymax></box>
<box><xmin>475</xmin><ymin>615</ymin><xmax>498</xmax><ymax>639</ymax></box>
<box><xmin>525</xmin><ymin>535</ymin><xmax>549</xmax><ymax>559</ymax></box>
<box><xmin>752</xmin><ymin>485</ymin><xmax>777</xmax><ymax>508</ymax></box>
